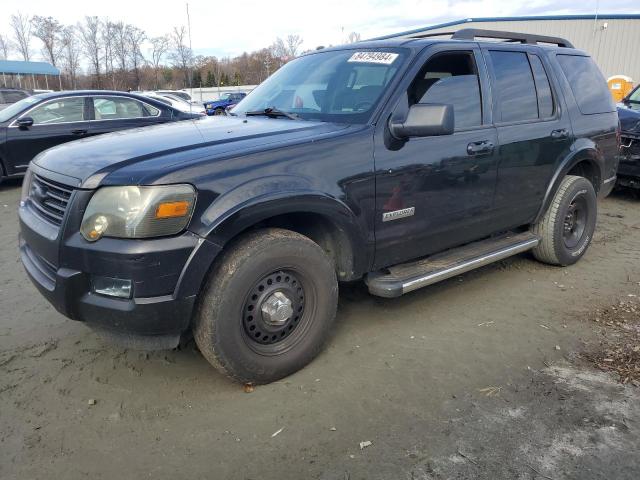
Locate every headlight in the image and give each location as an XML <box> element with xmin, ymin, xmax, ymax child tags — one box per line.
<box><xmin>20</xmin><ymin>168</ymin><xmax>33</xmax><ymax>205</ymax></box>
<box><xmin>80</xmin><ymin>185</ymin><xmax>196</xmax><ymax>242</ymax></box>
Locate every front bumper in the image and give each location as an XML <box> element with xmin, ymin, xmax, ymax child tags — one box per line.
<box><xmin>618</xmin><ymin>133</ymin><xmax>640</xmax><ymax>187</ymax></box>
<box><xmin>18</xmin><ymin>174</ymin><xmax>222</xmax><ymax>349</ymax></box>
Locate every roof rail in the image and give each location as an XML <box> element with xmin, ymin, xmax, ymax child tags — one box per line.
<box><xmin>451</xmin><ymin>28</ymin><xmax>574</xmax><ymax>48</ymax></box>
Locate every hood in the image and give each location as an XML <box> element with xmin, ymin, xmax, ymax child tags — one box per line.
<box><xmin>32</xmin><ymin>116</ymin><xmax>349</xmax><ymax>187</ymax></box>
<box><xmin>618</xmin><ymin>106</ymin><xmax>640</xmax><ymax>135</ymax></box>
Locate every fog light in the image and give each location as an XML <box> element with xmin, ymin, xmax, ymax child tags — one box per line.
<box><xmin>92</xmin><ymin>276</ymin><xmax>132</xmax><ymax>299</ymax></box>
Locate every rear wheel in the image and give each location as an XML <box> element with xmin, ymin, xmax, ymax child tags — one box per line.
<box><xmin>532</xmin><ymin>175</ymin><xmax>597</xmax><ymax>266</ymax></box>
<box><xmin>194</xmin><ymin>228</ymin><xmax>338</xmax><ymax>384</ymax></box>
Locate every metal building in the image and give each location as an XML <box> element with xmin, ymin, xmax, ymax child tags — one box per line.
<box><xmin>375</xmin><ymin>14</ymin><xmax>640</xmax><ymax>83</ymax></box>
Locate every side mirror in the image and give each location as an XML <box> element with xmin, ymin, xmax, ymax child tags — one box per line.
<box><xmin>16</xmin><ymin>117</ymin><xmax>34</xmax><ymax>128</ymax></box>
<box><xmin>389</xmin><ymin>104</ymin><xmax>454</xmax><ymax>139</ymax></box>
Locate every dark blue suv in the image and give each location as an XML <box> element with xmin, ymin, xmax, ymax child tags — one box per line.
<box><xmin>19</xmin><ymin>29</ymin><xmax>619</xmax><ymax>384</ymax></box>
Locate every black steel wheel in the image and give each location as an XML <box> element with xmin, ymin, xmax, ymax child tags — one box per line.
<box><xmin>241</xmin><ymin>269</ymin><xmax>308</xmax><ymax>352</ymax></box>
<box><xmin>532</xmin><ymin>175</ymin><xmax>597</xmax><ymax>266</ymax></box>
<box><xmin>194</xmin><ymin>228</ymin><xmax>338</xmax><ymax>384</ymax></box>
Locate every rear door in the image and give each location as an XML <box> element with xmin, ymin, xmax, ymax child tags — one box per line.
<box><xmin>482</xmin><ymin>46</ymin><xmax>573</xmax><ymax>229</ymax></box>
<box><xmin>85</xmin><ymin>95</ymin><xmax>169</xmax><ymax>137</ymax></box>
<box><xmin>5</xmin><ymin>96</ymin><xmax>89</xmax><ymax>174</ymax></box>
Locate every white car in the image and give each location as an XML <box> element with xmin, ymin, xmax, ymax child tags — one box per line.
<box><xmin>141</xmin><ymin>92</ymin><xmax>205</xmax><ymax>116</ymax></box>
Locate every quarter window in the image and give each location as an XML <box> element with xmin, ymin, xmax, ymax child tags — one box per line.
<box><xmin>529</xmin><ymin>55</ymin><xmax>554</xmax><ymax>118</ymax></box>
<box><xmin>408</xmin><ymin>52</ymin><xmax>482</xmax><ymax>130</ymax></box>
<box><xmin>28</xmin><ymin>97</ymin><xmax>85</xmax><ymax>125</ymax></box>
<box><xmin>489</xmin><ymin>51</ymin><xmax>538</xmax><ymax>123</ymax></box>
<box><xmin>557</xmin><ymin>54</ymin><xmax>614</xmax><ymax>115</ymax></box>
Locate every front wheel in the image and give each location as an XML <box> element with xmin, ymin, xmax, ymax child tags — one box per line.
<box><xmin>193</xmin><ymin>228</ymin><xmax>338</xmax><ymax>384</ymax></box>
<box><xmin>213</xmin><ymin>107</ymin><xmax>226</xmax><ymax>116</ymax></box>
<box><xmin>532</xmin><ymin>175</ymin><xmax>597</xmax><ymax>266</ymax></box>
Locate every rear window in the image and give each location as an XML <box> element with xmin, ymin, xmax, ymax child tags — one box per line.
<box><xmin>557</xmin><ymin>55</ymin><xmax>614</xmax><ymax>115</ymax></box>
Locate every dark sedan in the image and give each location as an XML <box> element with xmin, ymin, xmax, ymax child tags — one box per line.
<box><xmin>0</xmin><ymin>90</ymin><xmax>202</xmax><ymax>183</ymax></box>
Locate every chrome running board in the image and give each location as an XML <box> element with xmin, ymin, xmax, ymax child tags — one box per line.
<box><xmin>366</xmin><ymin>232</ymin><xmax>540</xmax><ymax>298</ymax></box>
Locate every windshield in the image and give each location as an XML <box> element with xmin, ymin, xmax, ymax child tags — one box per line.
<box><xmin>233</xmin><ymin>48</ymin><xmax>406</xmax><ymax>123</ymax></box>
<box><xmin>0</xmin><ymin>95</ymin><xmax>40</xmax><ymax>123</ymax></box>
<box><xmin>629</xmin><ymin>86</ymin><xmax>640</xmax><ymax>105</ymax></box>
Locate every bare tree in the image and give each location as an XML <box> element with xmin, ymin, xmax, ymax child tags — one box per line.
<box><xmin>169</xmin><ymin>26</ymin><xmax>192</xmax><ymax>88</ymax></box>
<box><xmin>78</xmin><ymin>16</ymin><xmax>102</xmax><ymax>87</ymax></box>
<box><xmin>112</xmin><ymin>21</ymin><xmax>129</xmax><ymax>73</ymax></box>
<box><xmin>61</xmin><ymin>26</ymin><xmax>81</xmax><ymax>89</ymax></box>
<box><xmin>127</xmin><ymin>26</ymin><xmax>146</xmax><ymax>90</ymax></box>
<box><xmin>102</xmin><ymin>21</ymin><xmax>117</xmax><ymax>88</ymax></box>
<box><xmin>32</xmin><ymin>16</ymin><xmax>64</xmax><ymax>67</ymax></box>
<box><xmin>270</xmin><ymin>37</ymin><xmax>288</xmax><ymax>68</ymax></box>
<box><xmin>150</xmin><ymin>35</ymin><xmax>169</xmax><ymax>89</ymax></box>
<box><xmin>346</xmin><ymin>32</ymin><xmax>361</xmax><ymax>43</ymax></box>
<box><xmin>286</xmin><ymin>34</ymin><xmax>303</xmax><ymax>57</ymax></box>
<box><xmin>10</xmin><ymin>12</ymin><xmax>32</xmax><ymax>61</ymax></box>
<box><xmin>0</xmin><ymin>34</ymin><xmax>11</xmax><ymax>60</ymax></box>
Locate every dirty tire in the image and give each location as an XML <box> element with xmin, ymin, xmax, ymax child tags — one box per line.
<box><xmin>193</xmin><ymin>228</ymin><xmax>338</xmax><ymax>384</ymax></box>
<box><xmin>532</xmin><ymin>175</ymin><xmax>597</xmax><ymax>266</ymax></box>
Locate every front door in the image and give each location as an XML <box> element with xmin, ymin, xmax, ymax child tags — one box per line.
<box><xmin>5</xmin><ymin>96</ymin><xmax>89</xmax><ymax>174</ymax></box>
<box><xmin>373</xmin><ymin>44</ymin><xmax>499</xmax><ymax>268</ymax></box>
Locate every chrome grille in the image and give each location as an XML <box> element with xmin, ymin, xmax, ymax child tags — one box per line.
<box><xmin>29</xmin><ymin>174</ymin><xmax>74</xmax><ymax>226</ymax></box>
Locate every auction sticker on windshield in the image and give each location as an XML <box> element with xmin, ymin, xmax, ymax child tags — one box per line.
<box><xmin>348</xmin><ymin>52</ymin><xmax>399</xmax><ymax>64</ymax></box>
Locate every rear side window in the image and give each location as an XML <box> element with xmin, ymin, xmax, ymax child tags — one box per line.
<box><xmin>529</xmin><ymin>55</ymin><xmax>554</xmax><ymax>118</ymax></box>
<box><xmin>557</xmin><ymin>55</ymin><xmax>614</xmax><ymax>114</ymax></box>
<box><xmin>488</xmin><ymin>51</ymin><xmax>538</xmax><ymax>123</ymax></box>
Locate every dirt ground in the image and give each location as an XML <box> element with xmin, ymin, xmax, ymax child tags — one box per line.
<box><xmin>1</xmin><ymin>177</ymin><xmax>640</xmax><ymax>480</ymax></box>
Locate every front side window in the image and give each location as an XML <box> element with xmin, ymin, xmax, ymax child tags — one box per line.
<box><xmin>28</xmin><ymin>97</ymin><xmax>85</xmax><ymax>125</ymax></box>
<box><xmin>557</xmin><ymin>54</ymin><xmax>615</xmax><ymax>115</ymax></box>
<box><xmin>489</xmin><ymin>50</ymin><xmax>538</xmax><ymax>123</ymax></box>
<box><xmin>407</xmin><ymin>51</ymin><xmax>482</xmax><ymax>130</ymax></box>
<box><xmin>93</xmin><ymin>97</ymin><xmax>159</xmax><ymax>120</ymax></box>
<box><xmin>233</xmin><ymin>48</ymin><xmax>406</xmax><ymax>123</ymax></box>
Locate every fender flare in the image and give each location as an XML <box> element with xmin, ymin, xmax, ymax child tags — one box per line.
<box><xmin>533</xmin><ymin>139</ymin><xmax>604</xmax><ymax>223</ymax></box>
<box><xmin>175</xmin><ymin>176</ymin><xmax>370</xmax><ymax>298</ymax></box>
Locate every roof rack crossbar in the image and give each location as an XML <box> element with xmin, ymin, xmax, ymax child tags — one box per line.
<box><xmin>451</xmin><ymin>28</ymin><xmax>574</xmax><ymax>48</ymax></box>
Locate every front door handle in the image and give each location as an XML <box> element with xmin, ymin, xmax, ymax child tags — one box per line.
<box><xmin>71</xmin><ymin>129</ymin><xmax>88</xmax><ymax>135</ymax></box>
<box><xmin>467</xmin><ymin>140</ymin><xmax>494</xmax><ymax>155</ymax></box>
<box><xmin>550</xmin><ymin>128</ymin><xmax>569</xmax><ymax>140</ymax></box>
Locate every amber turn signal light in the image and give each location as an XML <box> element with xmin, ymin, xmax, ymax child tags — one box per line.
<box><xmin>155</xmin><ymin>201</ymin><xmax>190</xmax><ymax>219</ymax></box>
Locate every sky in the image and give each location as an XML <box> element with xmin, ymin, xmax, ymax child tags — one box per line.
<box><xmin>1</xmin><ymin>0</ymin><xmax>638</xmax><ymax>60</ymax></box>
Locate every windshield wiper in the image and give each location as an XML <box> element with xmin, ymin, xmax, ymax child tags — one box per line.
<box><xmin>245</xmin><ymin>107</ymin><xmax>300</xmax><ymax>120</ymax></box>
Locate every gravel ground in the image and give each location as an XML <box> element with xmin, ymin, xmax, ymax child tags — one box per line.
<box><xmin>1</xmin><ymin>177</ymin><xmax>639</xmax><ymax>480</ymax></box>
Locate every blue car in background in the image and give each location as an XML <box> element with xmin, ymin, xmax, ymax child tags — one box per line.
<box><xmin>204</xmin><ymin>92</ymin><xmax>247</xmax><ymax>116</ymax></box>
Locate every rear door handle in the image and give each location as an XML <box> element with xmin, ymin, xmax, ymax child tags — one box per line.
<box><xmin>467</xmin><ymin>140</ymin><xmax>494</xmax><ymax>155</ymax></box>
<box><xmin>71</xmin><ymin>129</ymin><xmax>88</xmax><ymax>135</ymax></box>
<box><xmin>550</xmin><ymin>128</ymin><xmax>569</xmax><ymax>140</ymax></box>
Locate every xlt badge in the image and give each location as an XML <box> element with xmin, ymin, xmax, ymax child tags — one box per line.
<box><xmin>382</xmin><ymin>207</ymin><xmax>415</xmax><ymax>222</ymax></box>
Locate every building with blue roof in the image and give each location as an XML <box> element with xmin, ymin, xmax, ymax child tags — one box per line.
<box><xmin>374</xmin><ymin>14</ymin><xmax>640</xmax><ymax>82</ymax></box>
